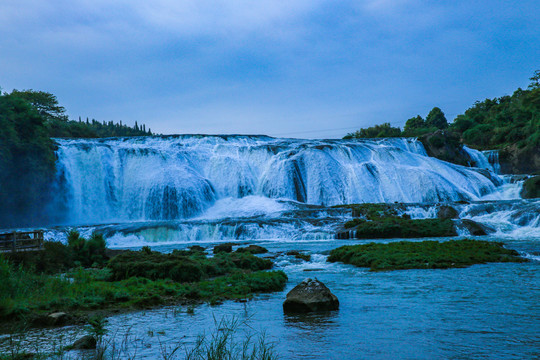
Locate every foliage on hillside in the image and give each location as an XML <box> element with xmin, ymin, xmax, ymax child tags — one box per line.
<box><xmin>450</xmin><ymin>71</ymin><xmax>540</xmax><ymax>150</ymax></box>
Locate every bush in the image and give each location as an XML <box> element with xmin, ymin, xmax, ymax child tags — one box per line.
<box><xmin>108</xmin><ymin>249</ymin><xmax>273</xmax><ymax>282</ymax></box>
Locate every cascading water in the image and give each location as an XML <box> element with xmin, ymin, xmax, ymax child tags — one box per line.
<box><xmin>46</xmin><ymin>135</ymin><xmax>537</xmax><ymax>246</ymax></box>
<box><xmin>55</xmin><ymin>136</ymin><xmax>504</xmax><ymax>224</ymax></box>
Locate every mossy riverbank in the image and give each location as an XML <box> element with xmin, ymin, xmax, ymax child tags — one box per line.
<box><xmin>0</xmin><ymin>239</ymin><xmax>287</xmax><ymax>332</ymax></box>
<box><xmin>335</xmin><ymin>203</ymin><xmax>460</xmax><ymax>239</ymax></box>
<box><xmin>327</xmin><ymin>239</ymin><xmax>526</xmax><ymax>271</ymax></box>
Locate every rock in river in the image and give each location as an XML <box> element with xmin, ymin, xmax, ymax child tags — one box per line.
<box><xmin>283</xmin><ymin>278</ymin><xmax>339</xmax><ymax>313</ymax></box>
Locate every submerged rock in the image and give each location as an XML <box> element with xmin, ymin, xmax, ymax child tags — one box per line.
<box><xmin>283</xmin><ymin>278</ymin><xmax>339</xmax><ymax>313</ymax></box>
<box><xmin>70</xmin><ymin>335</ymin><xmax>97</xmax><ymax>350</ymax></box>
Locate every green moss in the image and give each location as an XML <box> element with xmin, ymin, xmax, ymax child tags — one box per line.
<box><xmin>336</xmin><ymin>203</ymin><xmax>403</xmax><ymax>220</ymax></box>
<box><xmin>342</xmin><ymin>217</ymin><xmax>457</xmax><ymax>239</ymax></box>
<box><xmin>327</xmin><ymin>239</ymin><xmax>526</xmax><ymax>271</ymax></box>
<box><xmin>286</xmin><ymin>251</ymin><xmax>311</xmax><ymax>262</ymax></box>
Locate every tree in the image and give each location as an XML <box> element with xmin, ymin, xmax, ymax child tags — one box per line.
<box><xmin>10</xmin><ymin>89</ymin><xmax>66</xmax><ymax>122</ymax></box>
<box><xmin>425</xmin><ymin>107</ymin><xmax>448</xmax><ymax>129</ymax></box>
<box><xmin>404</xmin><ymin>115</ymin><xmax>425</xmax><ymax>132</ymax></box>
<box><xmin>528</xmin><ymin>70</ymin><xmax>540</xmax><ymax>90</ymax></box>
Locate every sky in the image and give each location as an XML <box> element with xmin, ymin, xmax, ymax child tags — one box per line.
<box><xmin>0</xmin><ymin>0</ymin><xmax>538</xmax><ymax>138</ymax></box>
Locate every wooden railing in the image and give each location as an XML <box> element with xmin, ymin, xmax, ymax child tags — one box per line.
<box><xmin>0</xmin><ymin>231</ymin><xmax>44</xmax><ymax>252</ymax></box>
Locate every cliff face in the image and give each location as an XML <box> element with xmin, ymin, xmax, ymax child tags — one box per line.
<box><xmin>419</xmin><ymin>131</ymin><xmax>540</xmax><ymax>175</ymax></box>
<box><xmin>499</xmin><ymin>145</ymin><xmax>540</xmax><ymax>175</ymax></box>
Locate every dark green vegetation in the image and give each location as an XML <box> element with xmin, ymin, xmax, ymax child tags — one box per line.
<box><xmin>286</xmin><ymin>251</ymin><xmax>311</xmax><ymax>262</ymax></box>
<box><xmin>327</xmin><ymin>239</ymin><xmax>526</xmax><ymax>271</ymax></box>
<box><xmin>0</xmin><ymin>89</ymin><xmax>154</xmax><ymax>227</ymax></box>
<box><xmin>108</xmin><ymin>247</ymin><xmax>273</xmax><ymax>282</ymax></box>
<box><xmin>520</xmin><ymin>176</ymin><xmax>540</xmax><ymax>199</ymax></box>
<box><xmin>344</xmin><ymin>107</ymin><xmax>449</xmax><ymax>139</ymax></box>
<box><xmin>335</xmin><ymin>203</ymin><xmax>457</xmax><ymax>239</ymax></box>
<box><xmin>0</xmin><ymin>239</ymin><xmax>287</xmax><ymax>327</ymax></box>
<box><xmin>340</xmin><ymin>218</ymin><xmax>457</xmax><ymax>239</ymax></box>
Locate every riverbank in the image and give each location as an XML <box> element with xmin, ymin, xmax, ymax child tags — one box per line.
<box><xmin>0</xmin><ymin>243</ymin><xmax>287</xmax><ymax>333</ymax></box>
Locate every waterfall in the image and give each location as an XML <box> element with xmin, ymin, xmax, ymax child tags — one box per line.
<box><xmin>482</xmin><ymin>150</ymin><xmax>501</xmax><ymax>174</ymax></box>
<box><xmin>54</xmin><ymin>136</ymin><xmax>504</xmax><ymax>225</ymax></box>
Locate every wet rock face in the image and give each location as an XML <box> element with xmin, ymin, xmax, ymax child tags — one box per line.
<box><xmin>520</xmin><ymin>176</ymin><xmax>540</xmax><ymax>199</ymax></box>
<box><xmin>419</xmin><ymin>130</ymin><xmax>471</xmax><ymax>166</ymax></box>
<box><xmin>460</xmin><ymin>219</ymin><xmax>492</xmax><ymax>236</ymax></box>
<box><xmin>500</xmin><ymin>145</ymin><xmax>540</xmax><ymax>175</ymax></box>
<box><xmin>437</xmin><ymin>205</ymin><xmax>459</xmax><ymax>219</ymax></box>
<box><xmin>283</xmin><ymin>278</ymin><xmax>339</xmax><ymax>313</ymax></box>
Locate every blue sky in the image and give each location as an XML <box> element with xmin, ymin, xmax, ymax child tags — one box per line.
<box><xmin>1</xmin><ymin>0</ymin><xmax>538</xmax><ymax>138</ymax></box>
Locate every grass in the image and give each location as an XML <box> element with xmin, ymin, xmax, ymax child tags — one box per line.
<box><xmin>327</xmin><ymin>239</ymin><xmax>526</xmax><ymax>271</ymax></box>
<box><xmin>0</xmin><ymin>248</ymin><xmax>287</xmax><ymax>327</ymax></box>
<box><xmin>1</xmin><ymin>316</ymin><xmax>280</xmax><ymax>360</ymax></box>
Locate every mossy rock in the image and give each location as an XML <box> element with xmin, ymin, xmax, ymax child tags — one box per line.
<box><xmin>328</xmin><ymin>239</ymin><xmax>526</xmax><ymax>271</ymax></box>
<box><xmin>520</xmin><ymin>176</ymin><xmax>540</xmax><ymax>199</ymax></box>
<box><xmin>339</xmin><ymin>217</ymin><xmax>457</xmax><ymax>239</ymax></box>
<box><xmin>213</xmin><ymin>243</ymin><xmax>233</xmax><ymax>254</ymax></box>
<box><xmin>286</xmin><ymin>251</ymin><xmax>311</xmax><ymax>262</ymax></box>
<box><xmin>236</xmin><ymin>245</ymin><xmax>268</xmax><ymax>254</ymax></box>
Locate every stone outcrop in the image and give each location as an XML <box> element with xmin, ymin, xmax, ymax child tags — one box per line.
<box><xmin>520</xmin><ymin>176</ymin><xmax>540</xmax><ymax>199</ymax></box>
<box><xmin>419</xmin><ymin>131</ymin><xmax>471</xmax><ymax>167</ymax></box>
<box><xmin>437</xmin><ymin>205</ymin><xmax>459</xmax><ymax>219</ymax></box>
<box><xmin>499</xmin><ymin>145</ymin><xmax>540</xmax><ymax>174</ymax></box>
<box><xmin>459</xmin><ymin>219</ymin><xmax>493</xmax><ymax>236</ymax></box>
<box><xmin>283</xmin><ymin>278</ymin><xmax>339</xmax><ymax>313</ymax></box>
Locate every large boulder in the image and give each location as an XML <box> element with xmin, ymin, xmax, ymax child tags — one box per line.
<box><xmin>459</xmin><ymin>219</ymin><xmax>493</xmax><ymax>236</ymax></box>
<box><xmin>520</xmin><ymin>176</ymin><xmax>540</xmax><ymax>199</ymax></box>
<box><xmin>283</xmin><ymin>278</ymin><xmax>339</xmax><ymax>313</ymax></box>
<box><xmin>437</xmin><ymin>205</ymin><xmax>459</xmax><ymax>219</ymax></box>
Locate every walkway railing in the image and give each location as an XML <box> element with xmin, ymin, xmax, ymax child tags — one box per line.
<box><xmin>0</xmin><ymin>231</ymin><xmax>44</xmax><ymax>252</ymax></box>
